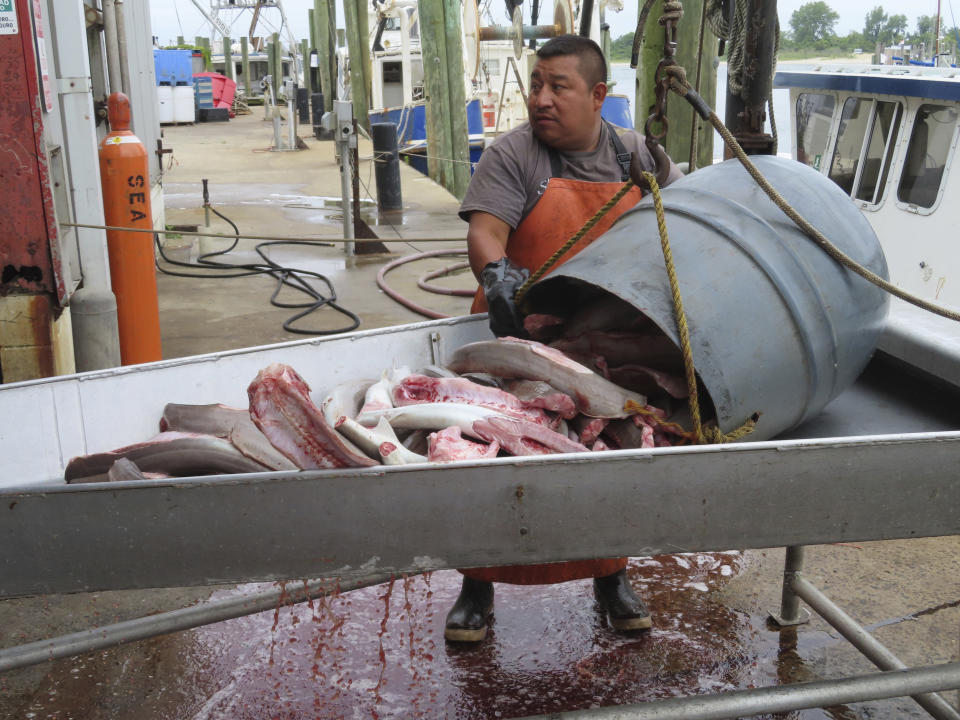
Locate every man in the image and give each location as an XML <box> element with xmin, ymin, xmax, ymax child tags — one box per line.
<box><xmin>446</xmin><ymin>35</ymin><xmax>683</xmax><ymax>643</ymax></box>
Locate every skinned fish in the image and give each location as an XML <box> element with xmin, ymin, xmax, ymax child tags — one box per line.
<box><xmin>366</xmin><ymin>403</ymin><xmax>588</xmax><ymax>456</ymax></box>
<box><xmin>427</xmin><ymin>426</ymin><xmax>500</xmax><ymax>463</ymax></box>
<box><xmin>447</xmin><ymin>337</ymin><xmax>646</xmax><ymax>418</ymax></box>
<box><xmin>320</xmin><ymin>379</ymin><xmax>384</xmax><ymax>461</ymax></box>
<box><xmin>501</xmin><ymin>379</ymin><xmax>578</xmax><ymax>418</ymax></box>
<box><xmin>472</xmin><ymin>415</ymin><xmax>590</xmax><ymax>456</ymax></box>
<box><xmin>571</xmin><ymin>415</ymin><xmax>610</xmax><ymax>446</ymax></box>
<box><xmin>357</xmin><ymin>366</ymin><xmax>412</xmax><ymax>417</ymax></box>
<box><xmin>607</xmin><ymin>364</ymin><xmax>689</xmax><ymax>399</ymax></box>
<box><xmin>65</xmin><ymin>431</ymin><xmax>270</xmax><ymax>483</ymax></box>
<box><xmin>360</xmin><ymin>402</ymin><xmax>501</xmax><ymax>437</ymax></box>
<box><xmin>391</xmin><ymin>374</ymin><xmax>552</xmax><ymax>426</ymax></box>
<box><xmin>335</xmin><ymin>416</ymin><xmax>427</xmax><ymax>465</ymax></box>
<box><xmin>161</xmin><ymin>403</ymin><xmax>298</xmax><ymax>471</ymax></box>
<box><xmin>248</xmin><ymin>364</ymin><xmax>378</xmax><ymax>469</ymax></box>
<box><xmin>562</xmin><ymin>294</ymin><xmax>655</xmax><ymax>336</ymax></box>
<box><xmin>550</xmin><ymin>332</ymin><xmax>684</xmax><ymax>372</ymax></box>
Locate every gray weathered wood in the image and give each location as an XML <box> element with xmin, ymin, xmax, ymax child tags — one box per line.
<box><xmin>241</xmin><ymin>36</ymin><xmax>251</xmax><ymax>97</ymax></box>
<box><xmin>343</xmin><ymin>0</ymin><xmax>370</xmax><ymax>128</ymax></box>
<box><xmin>223</xmin><ymin>35</ymin><xmax>234</xmax><ymax>82</ymax></box>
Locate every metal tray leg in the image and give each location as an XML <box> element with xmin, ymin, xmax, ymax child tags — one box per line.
<box><xmin>769</xmin><ymin>545</ymin><xmax>811</xmax><ymax>627</ymax></box>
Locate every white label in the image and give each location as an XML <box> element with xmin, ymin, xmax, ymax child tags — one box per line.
<box><xmin>0</xmin><ymin>0</ymin><xmax>18</xmax><ymax>35</ymax></box>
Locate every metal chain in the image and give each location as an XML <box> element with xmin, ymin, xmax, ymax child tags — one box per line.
<box><xmin>643</xmin><ymin>1</ymin><xmax>685</xmax><ymax>184</ymax></box>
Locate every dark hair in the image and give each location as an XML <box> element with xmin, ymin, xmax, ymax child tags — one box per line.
<box><xmin>535</xmin><ymin>35</ymin><xmax>607</xmax><ymax>88</ymax></box>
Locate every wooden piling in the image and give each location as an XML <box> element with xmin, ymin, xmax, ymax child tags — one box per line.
<box><xmin>223</xmin><ymin>36</ymin><xmax>235</xmax><ymax>82</ymax></box>
<box><xmin>419</xmin><ymin>0</ymin><xmax>470</xmax><ymax>199</ymax></box>
<box><xmin>313</xmin><ymin>0</ymin><xmax>336</xmax><ymax>112</ymax></box>
<box><xmin>271</xmin><ymin>32</ymin><xmax>283</xmax><ymax>88</ymax></box>
<box><xmin>634</xmin><ymin>0</ymin><xmax>716</xmax><ymax>172</ymax></box>
<box><xmin>241</xmin><ymin>36</ymin><xmax>251</xmax><ymax>97</ymax></box>
<box><xmin>442</xmin><ymin>0</ymin><xmax>471</xmax><ymax>199</ymax></box>
<box><xmin>300</xmin><ymin>38</ymin><xmax>310</xmax><ymax>88</ymax></box>
<box><xmin>201</xmin><ymin>37</ymin><xmax>212</xmax><ymax>70</ymax></box>
<box><xmin>267</xmin><ymin>37</ymin><xmax>277</xmax><ymax>89</ymax></box>
<box><xmin>635</xmin><ymin>1</ymin><xmax>663</xmax><ymax>133</ymax></box>
<box><xmin>672</xmin><ymin>0</ymin><xmax>717</xmax><ymax>170</ymax></box>
<box><xmin>343</xmin><ymin>0</ymin><xmax>371</xmax><ymax>129</ymax></box>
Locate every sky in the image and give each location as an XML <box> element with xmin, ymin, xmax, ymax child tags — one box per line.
<box><xmin>149</xmin><ymin>1</ymin><xmax>943</xmax><ymax>48</ymax></box>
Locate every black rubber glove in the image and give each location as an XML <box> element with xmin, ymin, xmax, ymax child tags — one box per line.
<box><xmin>480</xmin><ymin>257</ymin><xmax>530</xmax><ymax>338</ymax></box>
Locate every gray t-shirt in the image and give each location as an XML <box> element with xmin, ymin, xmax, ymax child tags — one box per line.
<box><xmin>459</xmin><ymin>122</ymin><xmax>680</xmax><ymax>228</ymax></box>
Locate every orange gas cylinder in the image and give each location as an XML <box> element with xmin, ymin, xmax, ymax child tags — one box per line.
<box><xmin>98</xmin><ymin>92</ymin><xmax>162</xmax><ymax>365</ymax></box>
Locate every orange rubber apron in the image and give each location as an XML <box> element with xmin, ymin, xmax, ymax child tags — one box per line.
<box><xmin>465</xmin><ymin>175</ymin><xmax>644</xmax><ymax>584</ymax></box>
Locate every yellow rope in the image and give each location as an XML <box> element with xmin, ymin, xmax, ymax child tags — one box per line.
<box><xmin>513</xmin><ymin>179</ymin><xmax>637</xmax><ymax>304</ymax></box>
<box><xmin>633</xmin><ymin>171</ymin><xmax>758</xmax><ymax>445</ymax></box>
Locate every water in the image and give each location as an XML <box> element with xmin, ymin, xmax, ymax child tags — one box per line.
<box><xmin>610</xmin><ymin>62</ymin><xmax>795</xmax><ymax>160</ymax></box>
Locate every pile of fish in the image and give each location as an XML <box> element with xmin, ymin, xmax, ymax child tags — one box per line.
<box><xmin>65</xmin><ymin>304</ymin><xmax>701</xmax><ymax>482</ymax></box>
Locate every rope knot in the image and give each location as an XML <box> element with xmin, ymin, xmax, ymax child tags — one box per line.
<box><xmin>660</xmin><ymin>1</ymin><xmax>684</xmax><ymax>23</ymax></box>
<box><xmin>663</xmin><ymin>64</ymin><xmax>690</xmax><ymax>94</ymax></box>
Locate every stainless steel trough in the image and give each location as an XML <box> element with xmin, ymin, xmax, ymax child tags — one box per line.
<box><xmin>1</xmin><ymin>314</ymin><xmax>959</xmax><ymax>719</ymax></box>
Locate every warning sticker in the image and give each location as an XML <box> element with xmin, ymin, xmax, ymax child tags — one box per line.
<box><xmin>0</xmin><ymin>0</ymin><xmax>18</xmax><ymax>35</ymax></box>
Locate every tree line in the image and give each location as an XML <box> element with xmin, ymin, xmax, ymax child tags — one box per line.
<box><xmin>785</xmin><ymin>3</ymin><xmax>956</xmax><ymax>57</ymax></box>
<box><xmin>607</xmin><ymin>4</ymin><xmax>957</xmax><ymax>62</ymax></box>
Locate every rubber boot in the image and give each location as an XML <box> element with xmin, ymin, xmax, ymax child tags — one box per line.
<box><xmin>593</xmin><ymin>569</ymin><xmax>652</xmax><ymax>631</ymax></box>
<box><xmin>444</xmin><ymin>577</ymin><xmax>494</xmax><ymax>642</ymax></box>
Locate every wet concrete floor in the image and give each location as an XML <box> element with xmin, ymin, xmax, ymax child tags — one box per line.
<box><xmin>2</xmin><ymin>113</ymin><xmax>959</xmax><ymax>719</ymax></box>
<box><xmin>4</xmin><ymin>542</ymin><xmax>958</xmax><ymax>719</ymax></box>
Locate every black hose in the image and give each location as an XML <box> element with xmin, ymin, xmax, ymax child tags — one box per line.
<box><xmin>156</xmin><ymin>201</ymin><xmax>361</xmax><ymax>336</ymax></box>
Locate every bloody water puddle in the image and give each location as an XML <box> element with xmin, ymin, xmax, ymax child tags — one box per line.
<box><xmin>179</xmin><ymin>552</ymin><xmax>858</xmax><ymax>719</ymax></box>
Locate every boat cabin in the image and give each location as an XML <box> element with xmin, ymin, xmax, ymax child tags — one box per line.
<box><xmin>775</xmin><ymin>65</ymin><xmax>960</xmax><ymax>309</ymax></box>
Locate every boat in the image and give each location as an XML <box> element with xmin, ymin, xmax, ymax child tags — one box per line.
<box><xmin>775</xmin><ymin>64</ymin><xmax>960</xmax><ymax>304</ymax></box>
<box><xmin>774</xmin><ymin>61</ymin><xmax>960</xmax><ymax>384</ymax></box>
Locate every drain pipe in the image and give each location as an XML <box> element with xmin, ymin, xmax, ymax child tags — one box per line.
<box><xmin>114</xmin><ymin>0</ymin><xmax>132</xmax><ymax>98</ymax></box>
<box><xmin>101</xmin><ymin>0</ymin><xmax>122</xmax><ymax>93</ymax></box>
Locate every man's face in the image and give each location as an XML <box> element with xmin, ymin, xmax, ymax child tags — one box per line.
<box><xmin>527</xmin><ymin>54</ymin><xmax>606</xmax><ymax>152</ymax></box>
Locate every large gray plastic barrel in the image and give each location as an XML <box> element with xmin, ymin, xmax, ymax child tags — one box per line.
<box><xmin>524</xmin><ymin>156</ymin><xmax>889</xmax><ymax>441</ymax></box>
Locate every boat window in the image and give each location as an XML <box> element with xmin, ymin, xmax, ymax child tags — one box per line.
<box><xmin>898</xmin><ymin>104</ymin><xmax>959</xmax><ymax>209</ymax></box>
<box><xmin>828</xmin><ymin>98</ymin><xmax>902</xmax><ymax>204</ymax></box>
<box><xmin>855</xmin><ymin>101</ymin><xmax>902</xmax><ymax>204</ymax></box>
<box><xmin>795</xmin><ymin>93</ymin><xmax>834</xmax><ymax>171</ymax></box>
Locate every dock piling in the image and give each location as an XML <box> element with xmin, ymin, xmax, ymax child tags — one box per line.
<box><xmin>372</xmin><ymin>122</ymin><xmax>403</xmax><ymax>212</ymax></box>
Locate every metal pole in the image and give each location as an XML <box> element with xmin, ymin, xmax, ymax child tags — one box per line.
<box><xmin>286</xmin><ymin>79</ymin><xmax>297</xmax><ymax>150</ymax></box>
<box><xmin>521</xmin><ymin>664</ymin><xmax>960</xmax><ymax>719</ymax></box>
<box><xmin>769</xmin><ymin>545</ymin><xmax>809</xmax><ymax>626</ymax></box>
<box><xmin>341</xmin><ymin>155</ymin><xmax>354</xmax><ymax>256</ymax></box>
<box><xmin>114</xmin><ymin>0</ymin><xmax>131</xmax><ymax>97</ymax></box>
<box><xmin>101</xmin><ymin>0</ymin><xmax>123</xmax><ymax>94</ymax></box>
<box><xmin>791</xmin><ymin>575</ymin><xmax>960</xmax><ymax>720</ymax></box>
<box><xmin>334</xmin><ymin>101</ymin><xmax>355</xmax><ymax>256</ymax></box>
<box><xmin>579</xmin><ymin>0</ymin><xmax>594</xmax><ymax>37</ymax></box>
<box><xmin>270</xmin><ymin>82</ymin><xmax>282</xmax><ymax>149</ymax></box>
<box><xmin>0</xmin><ymin>573</ymin><xmax>394</xmax><ymax>673</ymax></box>
<box><xmin>352</xmin><ymin>117</ymin><xmax>363</xmax><ymax>238</ymax></box>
